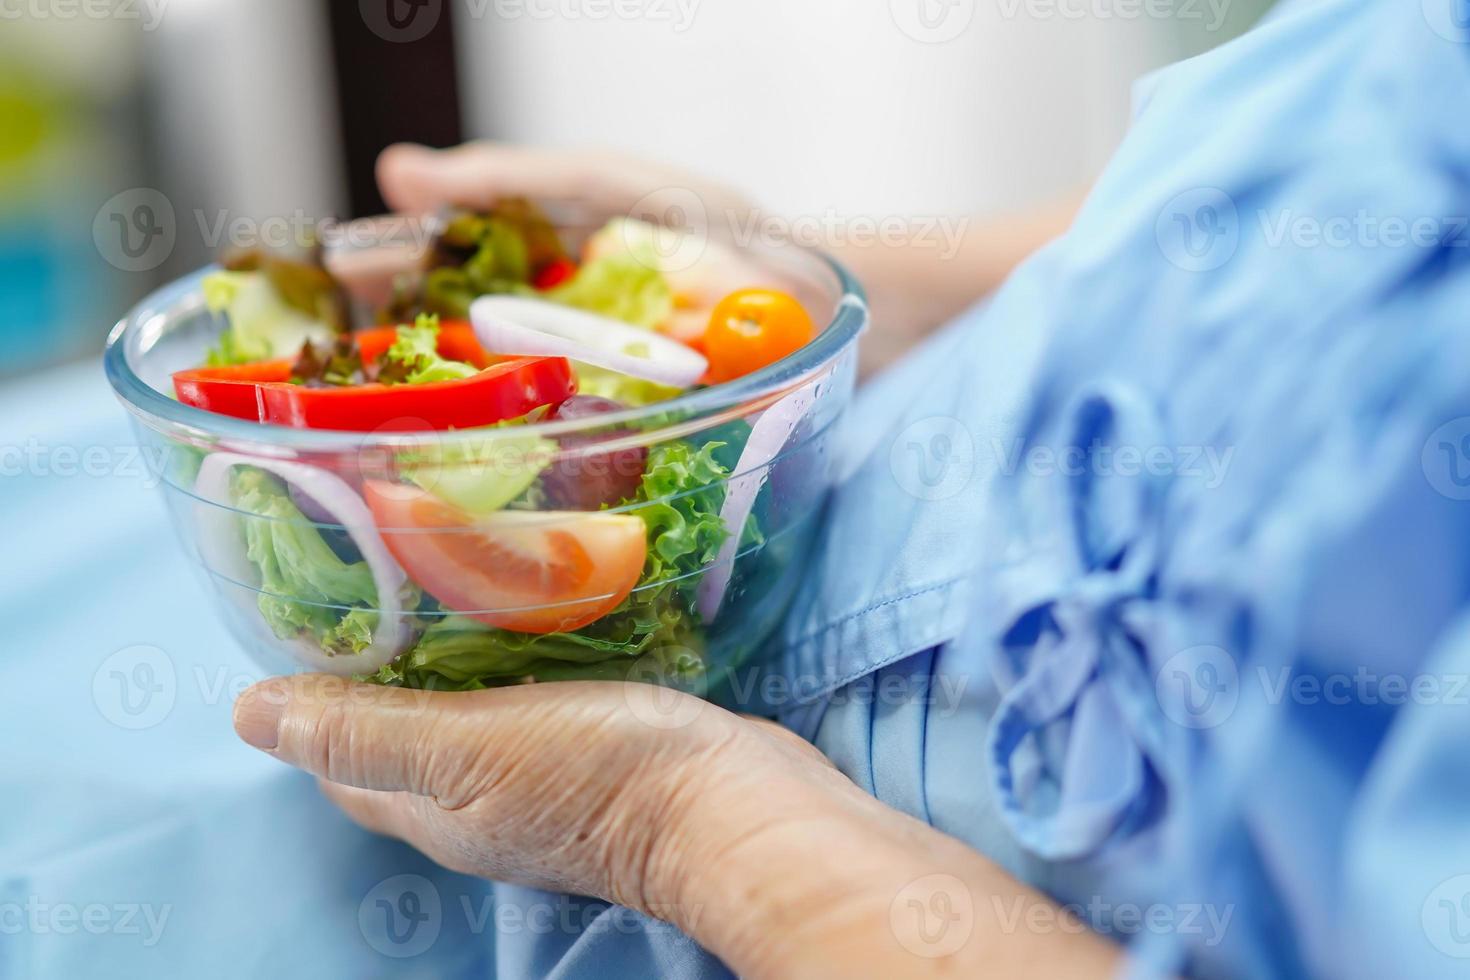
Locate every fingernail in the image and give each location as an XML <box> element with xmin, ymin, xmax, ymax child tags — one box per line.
<box><xmin>234</xmin><ymin>686</ymin><xmax>285</xmax><ymax>751</ymax></box>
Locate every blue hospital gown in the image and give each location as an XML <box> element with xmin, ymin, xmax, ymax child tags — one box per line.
<box><xmin>4</xmin><ymin>0</ymin><xmax>1470</xmax><ymax>977</ymax></box>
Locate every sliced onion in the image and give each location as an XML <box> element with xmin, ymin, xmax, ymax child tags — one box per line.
<box><xmin>193</xmin><ymin>453</ymin><xmax>413</xmax><ymax>675</ymax></box>
<box><xmin>471</xmin><ymin>295</ymin><xmax>708</xmax><ymax>390</ymax></box>
<box><xmin>696</xmin><ymin>384</ymin><xmax>819</xmax><ymax>623</ymax></box>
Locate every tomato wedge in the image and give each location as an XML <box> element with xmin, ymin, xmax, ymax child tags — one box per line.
<box><xmin>364</xmin><ymin>481</ymin><xmax>647</xmax><ymax>634</ymax></box>
<box><xmin>354</xmin><ymin>320</ymin><xmax>495</xmax><ymax>369</ymax></box>
<box><xmin>174</xmin><ymin>356</ymin><xmax>575</xmax><ymax>432</ymax></box>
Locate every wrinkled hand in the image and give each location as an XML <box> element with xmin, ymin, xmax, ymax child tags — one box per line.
<box><xmin>232</xmin><ymin>674</ymin><xmax>1120</xmax><ymax>979</ymax></box>
<box><xmin>233</xmin><ymin>675</ymin><xmax>845</xmax><ymax>924</ymax></box>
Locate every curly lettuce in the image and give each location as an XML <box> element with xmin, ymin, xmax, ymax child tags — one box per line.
<box><xmin>629</xmin><ymin>440</ymin><xmax>733</xmax><ymax>598</ymax></box>
<box><xmin>377</xmin><ymin>315</ymin><xmax>479</xmax><ymax>385</ymax></box>
<box><xmin>231</xmin><ymin>468</ymin><xmax>391</xmax><ymax>655</ymax></box>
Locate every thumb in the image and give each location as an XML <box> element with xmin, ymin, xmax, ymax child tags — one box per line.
<box><xmin>233</xmin><ymin>674</ymin><xmax>465</xmax><ymax>802</ymax></box>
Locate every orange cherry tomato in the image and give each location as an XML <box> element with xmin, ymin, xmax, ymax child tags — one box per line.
<box><xmin>702</xmin><ymin>289</ymin><xmax>816</xmax><ymax>383</ymax></box>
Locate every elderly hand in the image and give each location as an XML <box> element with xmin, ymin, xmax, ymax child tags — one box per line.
<box><xmin>233</xmin><ymin>675</ymin><xmax>1119</xmax><ymax>979</ymax></box>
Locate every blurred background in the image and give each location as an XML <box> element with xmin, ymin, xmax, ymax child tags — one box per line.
<box><xmin>0</xmin><ymin>0</ymin><xmax>1275</xmax><ymax>379</ymax></box>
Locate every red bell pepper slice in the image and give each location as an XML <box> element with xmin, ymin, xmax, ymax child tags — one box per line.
<box><xmin>172</xmin><ymin>357</ymin><xmax>576</xmax><ymax>432</ymax></box>
<box><xmin>259</xmin><ymin>357</ymin><xmax>574</xmax><ymax>432</ymax></box>
<box><xmin>172</xmin><ymin>360</ymin><xmax>294</xmax><ymax>422</ymax></box>
<box><xmin>533</xmin><ymin>258</ymin><xmax>578</xmax><ymax>291</ymax></box>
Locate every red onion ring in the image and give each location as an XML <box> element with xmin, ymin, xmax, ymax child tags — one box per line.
<box><xmin>193</xmin><ymin>453</ymin><xmax>413</xmax><ymax>675</ymax></box>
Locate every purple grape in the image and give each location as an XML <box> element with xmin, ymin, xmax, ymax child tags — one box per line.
<box><xmin>541</xmin><ymin>397</ymin><xmax>649</xmax><ymax>510</ymax></box>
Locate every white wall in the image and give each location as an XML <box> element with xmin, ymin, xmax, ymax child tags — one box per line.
<box><xmin>454</xmin><ymin>0</ymin><xmax>1183</xmax><ymax>217</ymax></box>
<box><xmin>144</xmin><ymin>0</ymin><xmax>345</xmax><ymax>270</ymax></box>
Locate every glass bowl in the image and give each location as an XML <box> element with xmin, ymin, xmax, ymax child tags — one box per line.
<box><xmin>104</xmin><ymin>217</ymin><xmax>867</xmax><ymax>707</ymax></box>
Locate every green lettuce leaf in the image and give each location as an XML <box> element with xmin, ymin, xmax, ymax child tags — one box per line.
<box><xmin>417</xmin><ymin>214</ymin><xmax>541</xmax><ymax>320</ymax></box>
<box><xmin>548</xmin><ymin>252</ymin><xmax>673</xmax><ymax>329</ymax></box>
<box><xmin>366</xmin><ymin>582</ymin><xmax>701</xmax><ymax>691</ymax></box>
<box><xmin>203</xmin><ymin>271</ymin><xmax>335</xmax><ymax>365</ymax></box>
<box><xmin>571</xmin><ymin>363</ymin><xmax>682</xmax><ymax>408</ymax></box>
<box><xmin>629</xmin><ymin>439</ymin><xmax>733</xmax><ymax>597</ymax></box>
<box><xmin>231</xmin><ymin>467</ymin><xmax>397</xmax><ymax>655</ymax></box>
<box><xmin>377</xmin><ymin>314</ymin><xmax>479</xmax><ymax>385</ymax></box>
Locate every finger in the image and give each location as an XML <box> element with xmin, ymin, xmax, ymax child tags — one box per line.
<box><xmin>324</xmin><ymin>239</ymin><xmax>425</xmax><ymax>308</ymax></box>
<box><xmin>233</xmin><ymin>674</ymin><xmax>459</xmax><ymax>799</ymax></box>
<box><xmin>376</xmin><ymin>142</ymin><xmax>607</xmax><ymax>215</ymax></box>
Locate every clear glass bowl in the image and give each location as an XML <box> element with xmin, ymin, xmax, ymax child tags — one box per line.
<box><xmin>104</xmin><ymin>218</ymin><xmax>866</xmax><ymax>706</ymax></box>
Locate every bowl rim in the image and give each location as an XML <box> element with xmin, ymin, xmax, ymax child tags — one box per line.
<box><xmin>104</xmin><ymin>244</ymin><xmax>868</xmax><ymax>451</ymax></box>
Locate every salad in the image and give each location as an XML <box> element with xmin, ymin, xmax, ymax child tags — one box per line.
<box><xmin>172</xmin><ymin>201</ymin><xmax>822</xmax><ymax>691</ymax></box>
